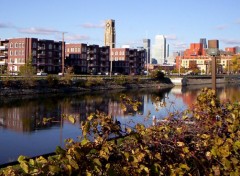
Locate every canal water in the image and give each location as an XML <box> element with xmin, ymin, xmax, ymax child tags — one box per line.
<box><xmin>0</xmin><ymin>84</ymin><xmax>239</xmax><ymax>165</ymax></box>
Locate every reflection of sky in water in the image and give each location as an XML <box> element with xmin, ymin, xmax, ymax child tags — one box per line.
<box><xmin>0</xmin><ymin>122</ymin><xmax>81</xmax><ymax>165</ymax></box>
<box><xmin>116</xmin><ymin>89</ymin><xmax>188</xmax><ymax>129</ymax></box>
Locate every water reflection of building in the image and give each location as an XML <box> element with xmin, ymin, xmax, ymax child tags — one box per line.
<box><xmin>0</xmin><ymin>91</ymin><xmax>168</xmax><ymax>133</ymax></box>
<box><xmin>0</xmin><ymin>101</ymin><xmax>62</xmax><ymax>133</ymax></box>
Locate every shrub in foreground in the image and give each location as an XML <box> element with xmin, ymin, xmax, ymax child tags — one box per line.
<box><xmin>1</xmin><ymin>88</ymin><xmax>239</xmax><ymax>175</ymax></box>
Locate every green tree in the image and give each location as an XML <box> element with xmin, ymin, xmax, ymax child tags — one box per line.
<box><xmin>231</xmin><ymin>55</ymin><xmax>240</xmax><ymax>73</ymax></box>
<box><xmin>0</xmin><ymin>64</ymin><xmax>7</xmax><ymax>74</ymax></box>
<box><xmin>19</xmin><ymin>57</ymin><xmax>36</xmax><ymax>76</ymax></box>
<box><xmin>19</xmin><ymin>56</ymin><xmax>36</xmax><ymax>87</ymax></box>
<box><xmin>150</xmin><ymin>69</ymin><xmax>165</xmax><ymax>80</ymax></box>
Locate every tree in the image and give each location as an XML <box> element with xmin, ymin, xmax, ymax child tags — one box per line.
<box><xmin>19</xmin><ymin>56</ymin><xmax>36</xmax><ymax>87</ymax></box>
<box><xmin>0</xmin><ymin>64</ymin><xmax>7</xmax><ymax>74</ymax></box>
<box><xmin>19</xmin><ymin>56</ymin><xmax>36</xmax><ymax>76</ymax></box>
<box><xmin>231</xmin><ymin>55</ymin><xmax>240</xmax><ymax>73</ymax></box>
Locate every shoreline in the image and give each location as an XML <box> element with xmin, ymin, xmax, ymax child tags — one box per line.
<box><xmin>0</xmin><ymin>80</ymin><xmax>174</xmax><ymax>96</ymax></box>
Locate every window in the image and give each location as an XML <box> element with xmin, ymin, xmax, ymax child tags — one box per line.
<box><xmin>32</xmin><ymin>58</ymin><xmax>36</xmax><ymax>64</ymax></box>
<box><xmin>10</xmin><ymin>43</ymin><xmax>13</xmax><ymax>48</ymax></box>
<box><xmin>48</xmin><ymin>51</ymin><xmax>52</xmax><ymax>57</ymax></box>
<box><xmin>49</xmin><ymin>44</ymin><xmax>52</xmax><ymax>49</ymax></box>
<box><xmin>71</xmin><ymin>48</ymin><xmax>74</xmax><ymax>52</ymax></box>
<box><xmin>32</xmin><ymin>50</ymin><xmax>37</xmax><ymax>56</ymax></box>
<box><xmin>10</xmin><ymin>51</ymin><xmax>13</xmax><ymax>56</ymax></box>
<box><xmin>15</xmin><ymin>43</ymin><xmax>18</xmax><ymax>48</ymax></box>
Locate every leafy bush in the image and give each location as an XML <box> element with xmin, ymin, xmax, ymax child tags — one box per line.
<box><xmin>1</xmin><ymin>88</ymin><xmax>239</xmax><ymax>175</ymax></box>
<box><xmin>46</xmin><ymin>75</ymin><xmax>59</xmax><ymax>87</ymax></box>
<box><xmin>151</xmin><ymin>69</ymin><xmax>165</xmax><ymax>80</ymax></box>
<box><xmin>85</xmin><ymin>77</ymin><xmax>104</xmax><ymax>87</ymax></box>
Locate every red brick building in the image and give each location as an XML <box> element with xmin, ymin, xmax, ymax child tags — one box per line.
<box><xmin>65</xmin><ymin>43</ymin><xmax>88</xmax><ymax>74</ymax></box>
<box><xmin>225</xmin><ymin>47</ymin><xmax>236</xmax><ymax>55</ymax></box>
<box><xmin>184</xmin><ymin>43</ymin><xmax>206</xmax><ymax>58</ymax></box>
<box><xmin>0</xmin><ymin>38</ymin><xmax>63</xmax><ymax>74</ymax></box>
<box><xmin>111</xmin><ymin>48</ymin><xmax>145</xmax><ymax>75</ymax></box>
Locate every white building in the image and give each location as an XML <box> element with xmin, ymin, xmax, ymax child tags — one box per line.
<box><xmin>152</xmin><ymin>35</ymin><xmax>166</xmax><ymax>64</ymax></box>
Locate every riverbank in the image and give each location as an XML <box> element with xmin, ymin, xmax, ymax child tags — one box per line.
<box><xmin>0</xmin><ymin>77</ymin><xmax>174</xmax><ymax>96</ymax></box>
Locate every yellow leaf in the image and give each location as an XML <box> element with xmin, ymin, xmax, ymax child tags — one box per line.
<box><xmin>206</xmin><ymin>151</ymin><xmax>211</xmax><ymax>160</ymax></box>
<box><xmin>215</xmin><ymin>138</ymin><xmax>224</xmax><ymax>146</ymax></box>
<box><xmin>68</xmin><ymin>115</ymin><xmax>76</xmax><ymax>124</ymax></box>
<box><xmin>155</xmin><ymin>153</ymin><xmax>161</xmax><ymax>160</ymax></box>
<box><xmin>179</xmin><ymin>164</ymin><xmax>190</xmax><ymax>171</ymax></box>
<box><xmin>201</xmin><ymin>134</ymin><xmax>210</xmax><ymax>139</ymax></box>
<box><xmin>183</xmin><ymin>147</ymin><xmax>189</xmax><ymax>153</ymax></box>
<box><xmin>177</xmin><ymin>142</ymin><xmax>185</xmax><ymax>147</ymax></box>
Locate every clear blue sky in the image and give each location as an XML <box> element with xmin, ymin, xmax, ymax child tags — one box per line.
<box><xmin>1</xmin><ymin>0</ymin><xmax>240</xmax><ymax>52</ymax></box>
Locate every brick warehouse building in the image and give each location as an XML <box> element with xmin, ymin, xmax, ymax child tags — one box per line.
<box><xmin>0</xmin><ymin>38</ymin><xmax>63</xmax><ymax>74</ymax></box>
<box><xmin>111</xmin><ymin>47</ymin><xmax>145</xmax><ymax>75</ymax></box>
<box><xmin>1</xmin><ymin>37</ymin><xmax>145</xmax><ymax>75</ymax></box>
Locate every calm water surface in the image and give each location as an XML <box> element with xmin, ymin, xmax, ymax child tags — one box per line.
<box><xmin>0</xmin><ymin>84</ymin><xmax>239</xmax><ymax>165</ymax></box>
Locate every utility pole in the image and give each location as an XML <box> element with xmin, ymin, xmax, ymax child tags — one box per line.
<box><xmin>207</xmin><ymin>40</ymin><xmax>219</xmax><ymax>95</ymax></box>
<box><xmin>178</xmin><ymin>52</ymin><xmax>181</xmax><ymax>76</ymax></box>
<box><xmin>62</xmin><ymin>32</ymin><xmax>66</xmax><ymax>76</ymax></box>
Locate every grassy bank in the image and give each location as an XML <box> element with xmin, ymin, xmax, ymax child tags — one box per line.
<box><xmin>0</xmin><ymin>75</ymin><xmax>174</xmax><ymax>96</ymax></box>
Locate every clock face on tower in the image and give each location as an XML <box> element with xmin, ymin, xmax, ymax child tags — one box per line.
<box><xmin>106</xmin><ymin>23</ymin><xmax>110</xmax><ymax>28</ymax></box>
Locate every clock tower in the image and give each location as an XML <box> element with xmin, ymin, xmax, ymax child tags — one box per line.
<box><xmin>104</xmin><ymin>19</ymin><xmax>116</xmax><ymax>48</ymax></box>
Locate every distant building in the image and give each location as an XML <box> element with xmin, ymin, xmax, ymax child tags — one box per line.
<box><xmin>152</xmin><ymin>35</ymin><xmax>166</xmax><ymax>64</ymax></box>
<box><xmin>236</xmin><ymin>46</ymin><xmax>240</xmax><ymax>54</ymax></box>
<box><xmin>225</xmin><ymin>47</ymin><xmax>236</xmax><ymax>55</ymax></box>
<box><xmin>104</xmin><ymin>19</ymin><xmax>116</xmax><ymax>48</ymax></box>
<box><xmin>200</xmin><ymin>38</ymin><xmax>207</xmax><ymax>48</ymax></box>
<box><xmin>184</xmin><ymin>43</ymin><xmax>206</xmax><ymax>57</ymax></box>
<box><xmin>143</xmin><ymin>39</ymin><xmax>150</xmax><ymax>64</ymax></box>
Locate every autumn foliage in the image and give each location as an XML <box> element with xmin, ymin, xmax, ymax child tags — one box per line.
<box><xmin>1</xmin><ymin>88</ymin><xmax>240</xmax><ymax>175</ymax></box>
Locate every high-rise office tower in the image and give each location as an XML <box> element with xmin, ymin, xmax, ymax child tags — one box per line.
<box><xmin>200</xmin><ymin>38</ymin><xmax>207</xmax><ymax>48</ymax></box>
<box><xmin>152</xmin><ymin>35</ymin><xmax>166</xmax><ymax>64</ymax></box>
<box><xmin>143</xmin><ymin>39</ymin><xmax>150</xmax><ymax>64</ymax></box>
<box><xmin>104</xmin><ymin>19</ymin><xmax>116</xmax><ymax>48</ymax></box>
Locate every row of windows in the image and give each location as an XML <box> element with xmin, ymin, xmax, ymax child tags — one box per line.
<box><xmin>10</xmin><ymin>50</ymin><xmax>25</xmax><ymax>56</ymax></box>
<box><xmin>66</xmin><ymin>47</ymin><xmax>87</xmax><ymax>53</ymax></box>
<box><xmin>10</xmin><ymin>58</ymin><xmax>25</xmax><ymax>63</ymax></box>
<box><xmin>10</xmin><ymin>42</ymin><xmax>25</xmax><ymax>48</ymax></box>
<box><xmin>112</xmin><ymin>57</ymin><xmax>125</xmax><ymax>61</ymax></box>
<box><xmin>112</xmin><ymin>51</ymin><xmax>126</xmax><ymax>55</ymax></box>
<box><xmin>9</xmin><ymin>42</ymin><xmax>62</xmax><ymax>50</ymax></box>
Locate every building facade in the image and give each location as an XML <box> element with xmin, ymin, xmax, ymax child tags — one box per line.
<box><xmin>104</xmin><ymin>19</ymin><xmax>116</xmax><ymax>49</ymax></box>
<box><xmin>65</xmin><ymin>43</ymin><xmax>88</xmax><ymax>74</ymax></box>
<box><xmin>152</xmin><ymin>35</ymin><xmax>166</xmax><ymax>65</ymax></box>
<box><xmin>0</xmin><ymin>38</ymin><xmax>63</xmax><ymax>74</ymax></box>
<box><xmin>111</xmin><ymin>47</ymin><xmax>145</xmax><ymax>75</ymax></box>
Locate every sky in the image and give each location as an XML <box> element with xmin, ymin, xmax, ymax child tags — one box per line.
<box><xmin>0</xmin><ymin>0</ymin><xmax>240</xmax><ymax>53</ymax></box>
